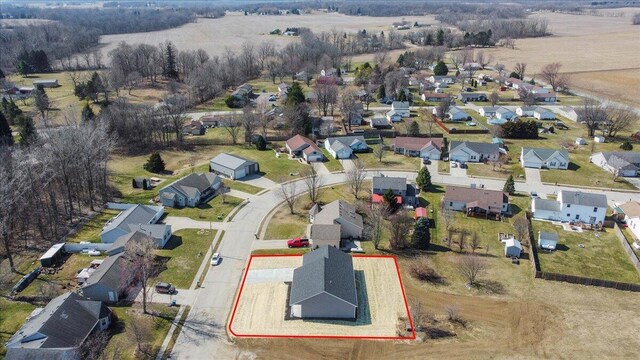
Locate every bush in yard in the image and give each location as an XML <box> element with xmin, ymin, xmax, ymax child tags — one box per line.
<box><xmin>383</xmin><ymin>188</ymin><xmax>400</xmax><ymax>212</ymax></box>
<box><xmin>433</xmin><ymin>60</ymin><xmax>449</xmax><ymax>76</ymax></box>
<box><xmin>410</xmin><ymin>257</ymin><xmax>444</xmax><ymax>284</ymax></box>
<box><xmin>412</xmin><ymin>217</ymin><xmax>431</xmax><ymax>249</ymax></box>
<box><xmin>225</xmin><ymin>95</ymin><xmax>247</xmax><ymax>108</ymax></box>
<box><xmin>255</xmin><ymin>135</ymin><xmax>267</xmax><ymax>150</ymax></box>
<box><xmin>501</xmin><ymin>120</ymin><xmax>538</xmax><ymax>139</ymax></box>
<box><xmin>144</xmin><ymin>152</ymin><xmax>165</xmax><ymax>173</ymax></box>
<box><xmin>620</xmin><ymin>141</ymin><xmax>633</xmax><ymax>151</ymax></box>
<box><xmin>503</xmin><ymin>175</ymin><xmax>515</xmax><ymax>195</ymax></box>
<box><xmin>509</xmin><ymin>71</ymin><xmax>521</xmax><ymax>79</ymax></box>
<box><xmin>416</xmin><ymin>166</ymin><xmax>432</xmax><ymax>191</ymax></box>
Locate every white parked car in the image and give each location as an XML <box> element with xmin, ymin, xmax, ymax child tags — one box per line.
<box><xmin>211</xmin><ymin>253</ymin><xmax>221</xmax><ymax>266</ymax></box>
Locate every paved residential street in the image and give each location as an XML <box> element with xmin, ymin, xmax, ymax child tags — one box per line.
<box><xmin>169</xmin><ymin>168</ymin><xmax>640</xmax><ymax>358</ymax></box>
<box><xmin>162</xmin><ymin>216</ymin><xmax>228</xmax><ymax>231</ymax></box>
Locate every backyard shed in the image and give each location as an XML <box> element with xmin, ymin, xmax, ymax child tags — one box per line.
<box><xmin>575</xmin><ymin>138</ymin><xmax>587</xmax><ymax>145</ymax></box>
<box><xmin>40</xmin><ymin>243</ymin><xmax>65</xmax><ymax>267</ymax></box>
<box><xmin>504</xmin><ymin>238</ymin><xmax>522</xmax><ymax>257</ymax></box>
<box><xmin>538</xmin><ymin>231</ymin><xmax>559</xmax><ymax>250</ymax></box>
<box><xmin>415</xmin><ymin>207</ymin><xmax>427</xmax><ymax>220</ymax></box>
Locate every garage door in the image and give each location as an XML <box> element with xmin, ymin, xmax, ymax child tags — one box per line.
<box><xmin>235</xmin><ymin>168</ymin><xmax>246</xmax><ymax>179</ymax></box>
<box><xmin>307</xmin><ymin>154</ymin><xmax>322</xmax><ymax>162</ymax></box>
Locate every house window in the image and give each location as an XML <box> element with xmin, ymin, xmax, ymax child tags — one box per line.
<box><xmin>549</xmin><ymin>162</ymin><xmax>556</xmax><ymax>166</ymax></box>
<box><xmin>560</xmin><ymin>163</ymin><xmax>566</xmax><ymax>167</ymax></box>
<box><xmin>449</xmin><ymin>202</ymin><xmax>453</xmax><ymax>206</ymax></box>
<box><xmin>575</xmin><ymin>214</ymin><xmax>580</xmax><ymax>220</ymax></box>
<box><xmin>593</xmin><ymin>207</ymin><xmax>598</xmax><ymax>212</ymax></box>
<box><xmin>567</xmin><ymin>213</ymin><xmax>570</xmax><ymax>217</ymax></box>
<box><xmin>566</xmin><ymin>204</ymin><xmax>571</xmax><ymax>208</ymax></box>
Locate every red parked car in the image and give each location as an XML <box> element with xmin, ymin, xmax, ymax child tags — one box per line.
<box><xmin>287</xmin><ymin>237</ymin><xmax>310</xmax><ymax>248</ymax></box>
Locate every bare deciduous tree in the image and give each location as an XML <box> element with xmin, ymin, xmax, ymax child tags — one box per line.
<box><xmin>302</xmin><ymin>166</ymin><xmax>324</xmax><ymax>204</ymax></box>
<box><xmin>457</xmin><ymin>254</ymin><xmax>486</xmax><ymax>287</ymax></box>
<box><xmin>489</xmin><ymin>91</ymin><xmax>499</xmax><ymax>107</ymax></box>
<box><xmin>469</xmin><ymin>232</ymin><xmax>481</xmax><ymax>253</ymax></box>
<box><xmin>76</xmin><ymin>329</ymin><xmax>111</xmax><ymax>360</ymax></box>
<box><xmin>346</xmin><ymin>159</ymin><xmax>367</xmax><ymax>199</ymax></box>
<box><xmin>422</xmin><ymin>108</ymin><xmax>436</xmax><ymax>137</ymax></box>
<box><xmin>365</xmin><ymin>204</ymin><xmax>387</xmax><ymax>250</ymax></box>
<box><xmin>129</xmin><ymin>316</ymin><xmax>152</xmax><ymax>356</ymax></box>
<box><xmin>540</xmin><ymin>62</ymin><xmax>569</xmax><ymax>91</ymax></box>
<box><xmin>437</xmin><ymin>97</ymin><xmax>452</xmax><ymax>120</ymax></box>
<box><xmin>388</xmin><ymin>213</ymin><xmax>412</xmax><ymax>250</ymax></box>
<box><xmin>125</xmin><ymin>235</ymin><xmax>157</xmax><ymax>314</ymax></box>
<box><xmin>514</xmin><ymin>62</ymin><xmax>527</xmax><ymax>80</ymax></box>
<box><xmin>374</xmin><ymin>143</ymin><xmax>385</xmax><ymax>162</ymax></box>
<box><xmin>313</xmin><ymin>82</ymin><xmax>338</xmax><ymax>116</ymax></box>
<box><xmin>512</xmin><ymin>215</ymin><xmax>529</xmax><ymax>246</ymax></box>
<box><xmin>603</xmin><ymin>104</ymin><xmax>637</xmax><ymax>137</ymax></box>
<box><xmin>577</xmin><ymin>99</ymin><xmax>607</xmax><ymax>137</ymax></box>
<box><xmin>277</xmin><ymin>180</ymin><xmax>297</xmax><ymax>214</ymax></box>
<box><xmin>241</xmin><ymin>105</ymin><xmax>257</xmax><ymax>143</ymax></box>
<box><xmin>220</xmin><ymin>115</ymin><xmax>243</xmax><ymax>145</ymax></box>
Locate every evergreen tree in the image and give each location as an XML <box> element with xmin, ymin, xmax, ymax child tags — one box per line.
<box><xmin>398</xmin><ymin>90</ymin><xmax>407</xmax><ymax>102</ymax></box>
<box><xmin>425</xmin><ymin>33</ymin><xmax>433</xmax><ymax>45</ymax></box>
<box><xmin>441</xmin><ymin>137</ymin><xmax>449</xmax><ymax>159</ymax></box>
<box><xmin>82</xmin><ymin>103</ymin><xmax>95</xmax><ymax>121</ymax></box>
<box><xmin>509</xmin><ymin>71</ymin><xmax>520</xmax><ymax>79</ymax></box>
<box><xmin>144</xmin><ymin>152</ymin><xmax>166</xmax><ymax>173</ymax></box>
<box><xmin>412</xmin><ymin>217</ymin><xmax>431</xmax><ymax>250</ymax></box>
<box><xmin>285</xmin><ymin>82</ymin><xmax>305</xmax><ymax>105</ymax></box>
<box><xmin>164</xmin><ymin>42</ymin><xmax>179</xmax><ymax>79</ymax></box>
<box><xmin>0</xmin><ymin>111</ymin><xmax>13</xmax><ymax>146</ymax></box>
<box><xmin>408</xmin><ymin>120</ymin><xmax>420</xmax><ymax>136</ymax></box>
<box><xmin>503</xmin><ymin>175</ymin><xmax>515</xmax><ymax>195</ymax></box>
<box><xmin>436</xmin><ymin>29</ymin><xmax>445</xmax><ymax>46</ymax></box>
<box><xmin>377</xmin><ymin>84</ymin><xmax>386</xmax><ymax>99</ymax></box>
<box><xmin>2</xmin><ymin>99</ymin><xmax>23</xmax><ymax>125</ymax></box>
<box><xmin>16</xmin><ymin>115</ymin><xmax>37</xmax><ymax>146</ymax></box>
<box><xmin>433</xmin><ymin>60</ymin><xmax>449</xmax><ymax>76</ymax></box>
<box><xmin>0</xmin><ymin>68</ymin><xmax>4</xmax><ymax>79</ymax></box>
<box><xmin>255</xmin><ymin>135</ymin><xmax>267</xmax><ymax>150</ymax></box>
<box><xmin>397</xmin><ymin>53</ymin><xmax>406</xmax><ymax>66</ymax></box>
<box><xmin>383</xmin><ymin>189</ymin><xmax>399</xmax><ymax>212</ymax></box>
<box><xmin>16</xmin><ymin>60</ymin><xmax>32</xmax><ymax>76</ymax></box>
<box><xmin>416</xmin><ymin>166</ymin><xmax>432</xmax><ymax>191</ymax></box>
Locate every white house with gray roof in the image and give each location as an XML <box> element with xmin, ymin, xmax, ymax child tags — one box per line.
<box><xmin>6</xmin><ymin>292</ymin><xmax>111</xmax><ymax>359</ymax></box>
<box><xmin>495</xmin><ymin>107</ymin><xmax>517</xmax><ymax>121</ymax></box>
<box><xmin>209</xmin><ymin>153</ymin><xmax>259</xmax><ymax>180</ymax></box>
<box><xmin>391</xmin><ymin>101</ymin><xmax>410</xmax><ymax>117</ymax></box>
<box><xmin>100</xmin><ymin>204</ymin><xmax>171</xmax><ymax>247</ymax></box>
<box><xmin>289</xmin><ymin>246</ymin><xmax>357</xmax><ymax>319</ymax></box>
<box><xmin>520</xmin><ymin>147</ymin><xmax>569</xmax><ymax>169</ymax></box>
<box><xmin>532</xmin><ymin>190</ymin><xmax>608</xmax><ymax>224</ymax></box>
<box><xmin>590</xmin><ymin>152</ymin><xmax>640</xmax><ymax>177</ymax></box>
<box><xmin>433</xmin><ymin>105</ymin><xmax>468</xmax><ymax>121</ymax></box>
<box><xmin>158</xmin><ymin>172</ymin><xmax>221</xmax><ymax>208</ymax></box>
<box><xmin>309</xmin><ymin>200</ymin><xmax>364</xmax><ymax>248</ymax></box>
<box><xmin>324</xmin><ymin>136</ymin><xmax>368</xmax><ymax>159</ymax></box>
<box><xmin>449</xmin><ymin>141</ymin><xmax>500</xmax><ymax>163</ymax></box>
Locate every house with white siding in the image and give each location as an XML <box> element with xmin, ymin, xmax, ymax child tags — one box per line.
<box><xmin>590</xmin><ymin>152</ymin><xmax>640</xmax><ymax>177</ymax></box>
<box><xmin>520</xmin><ymin>148</ymin><xmax>569</xmax><ymax>169</ymax></box>
<box><xmin>286</xmin><ymin>134</ymin><xmax>324</xmax><ymax>162</ymax></box>
<box><xmin>391</xmin><ymin>101</ymin><xmax>410</xmax><ymax>117</ymax></box>
<box><xmin>617</xmin><ymin>201</ymin><xmax>640</xmax><ymax>240</ymax></box>
<box><xmin>449</xmin><ymin>141</ymin><xmax>500</xmax><ymax>163</ymax></box>
<box><xmin>324</xmin><ymin>136</ymin><xmax>368</xmax><ymax>159</ymax></box>
<box><xmin>532</xmin><ymin>190</ymin><xmax>607</xmax><ymax>224</ymax></box>
<box><xmin>391</xmin><ymin>137</ymin><xmax>443</xmax><ymax>160</ymax></box>
<box><xmin>100</xmin><ymin>204</ymin><xmax>171</xmax><ymax>247</ymax></box>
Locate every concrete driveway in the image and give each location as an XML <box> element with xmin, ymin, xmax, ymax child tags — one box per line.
<box><xmin>340</xmin><ymin>158</ymin><xmax>356</xmax><ymax>173</ymax></box>
<box><xmin>238</xmin><ymin>174</ymin><xmax>279</xmax><ymax>189</ymax></box>
<box><xmin>163</xmin><ymin>216</ymin><xmax>227</xmax><ymax>231</ymax></box>
<box><xmin>450</xmin><ymin>163</ymin><xmax>468</xmax><ymax>178</ymax></box>
<box><xmin>251</xmin><ymin>239</ymin><xmax>290</xmax><ymax>250</ymax></box>
<box><xmin>138</xmin><ymin>287</ymin><xmax>197</xmax><ymax>306</ymax></box>
<box><xmin>525</xmin><ymin>167</ymin><xmax>542</xmax><ymax>184</ymax></box>
<box><xmin>245</xmin><ymin>268</ymin><xmax>294</xmax><ymax>284</ymax></box>
<box><xmin>312</xmin><ymin>162</ymin><xmax>331</xmax><ymax>176</ymax></box>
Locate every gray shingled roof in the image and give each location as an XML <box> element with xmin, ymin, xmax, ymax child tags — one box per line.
<box><xmin>533</xmin><ymin>198</ymin><xmax>561</xmax><ymax>212</ymax></box>
<box><xmin>598</xmin><ymin>152</ymin><xmax>640</xmax><ymax>171</ymax></box>
<box><xmin>450</xmin><ymin>141</ymin><xmax>500</xmax><ymax>155</ymax></box>
<box><xmin>538</xmin><ymin>231</ymin><xmax>559</xmax><ymax>241</ymax></box>
<box><xmin>108</xmin><ymin>231</ymin><xmax>154</xmax><ymax>255</ymax></box>
<box><xmin>6</xmin><ymin>292</ymin><xmax>109</xmax><ymax>351</ymax></box>
<box><xmin>314</xmin><ymin>200</ymin><xmax>364</xmax><ymax>230</ymax></box>
<box><xmin>102</xmin><ymin>204</ymin><xmax>162</xmax><ymax>235</ymax></box>
<box><xmin>309</xmin><ymin>224</ymin><xmax>341</xmax><ymax>241</ymax></box>
<box><xmin>289</xmin><ymin>246</ymin><xmax>357</xmax><ymax>307</ymax></box>
<box><xmin>392</xmin><ymin>101</ymin><xmax>410</xmax><ymax>110</ymax></box>
<box><xmin>210</xmin><ymin>153</ymin><xmax>257</xmax><ymax>171</ymax></box>
<box><xmin>84</xmin><ymin>253</ymin><xmax>129</xmax><ymax>289</ymax></box>
<box><xmin>160</xmin><ymin>173</ymin><xmax>219</xmax><ymax>199</ymax></box>
<box><xmin>372</xmin><ymin>175</ymin><xmax>406</xmax><ymax>192</ymax></box>
<box><xmin>560</xmin><ymin>190</ymin><xmax>608</xmax><ymax>208</ymax></box>
<box><xmin>326</xmin><ymin>136</ymin><xmax>366</xmax><ymax>149</ymax></box>
<box><xmin>522</xmin><ymin>147</ymin><xmax>569</xmax><ymax>162</ymax></box>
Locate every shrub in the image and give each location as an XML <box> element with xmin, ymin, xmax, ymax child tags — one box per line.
<box><xmin>410</xmin><ymin>257</ymin><xmax>444</xmax><ymax>284</ymax></box>
<box><xmin>620</xmin><ymin>141</ymin><xmax>633</xmax><ymax>151</ymax></box>
<box><xmin>143</xmin><ymin>152</ymin><xmax>165</xmax><ymax>173</ymax></box>
<box><xmin>255</xmin><ymin>135</ymin><xmax>267</xmax><ymax>150</ymax></box>
<box><xmin>501</xmin><ymin>120</ymin><xmax>538</xmax><ymax>139</ymax></box>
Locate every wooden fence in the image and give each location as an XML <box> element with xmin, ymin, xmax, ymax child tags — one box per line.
<box><xmin>433</xmin><ymin>116</ymin><xmax>489</xmax><ymax>135</ymax></box>
<box><xmin>525</xmin><ymin>213</ymin><xmax>640</xmax><ymax>292</ymax></box>
<box><xmin>613</xmin><ymin>223</ymin><xmax>640</xmax><ymax>272</ymax></box>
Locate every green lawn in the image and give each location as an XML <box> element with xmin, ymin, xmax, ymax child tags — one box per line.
<box><xmin>264</xmin><ymin>183</ymin><xmax>369</xmax><ymax>240</ymax></box>
<box><xmin>67</xmin><ymin>210</ymin><xmax>120</xmax><ymax>243</ymax></box>
<box><xmin>153</xmin><ymin>228</ymin><xmax>216</xmax><ymax>289</ymax></box>
<box><xmin>321</xmin><ymin>148</ymin><xmax>344</xmax><ymax>172</ymax></box>
<box><xmin>355</xmin><ymin>151</ymin><xmax>420</xmax><ymax>171</ymax></box>
<box><xmin>105</xmin><ymin>304</ymin><xmax>178</xmax><ymax>360</ymax></box>
<box><xmin>223</xmin><ymin>179</ymin><xmax>263</xmax><ymax>194</ymax></box>
<box><xmin>164</xmin><ymin>195</ymin><xmax>242</xmax><ymax>221</ymax></box>
<box><xmin>532</xmin><ymin>220</ymin><xmax>640</xmax><ymax>284</ymax></box>
<box><xmin>466</xmin><ymin>162</ymin><xmax>525</xmax><ymax>180</ymax></box>
<box><xmin>0</xmin><ymin>298</ymin><xmax>38</xmax><ymax>357</ymax></box>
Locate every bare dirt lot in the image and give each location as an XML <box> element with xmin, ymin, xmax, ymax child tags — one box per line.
<box><xmin>229</xmin><ymin>256</ymin><xmax>411</xmax><ymax>338</ymax></box>
<box><xmin>99</xmin><ymin>11</ymin><xmax>439</xmax><ymax>59</ymax></box>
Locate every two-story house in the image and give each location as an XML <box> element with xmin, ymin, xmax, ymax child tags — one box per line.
<box><xmin>532</xmin><ymin>190</ymin><xmax>608</xmax><ymax>224</ymax></box>
<box><xmin>371</xmin><ymin>175</ymin><xmax>417</xmax><ymax>206</ymax></box>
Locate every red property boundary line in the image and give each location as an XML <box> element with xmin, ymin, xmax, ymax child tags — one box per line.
<box><xmin>228</xmin><ymin>254</ymin><xmax>416</xmax><ymax>340</ymax></box>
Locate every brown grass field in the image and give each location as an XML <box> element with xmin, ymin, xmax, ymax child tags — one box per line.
<box><xmin>99</xmin><ymin>11</ymin><xmax>439</xmax><ymax>59</ymax></box>
<box><xmin>230</xmin><ymin>256</ymin><xmax>410</xmax><ymax>338</ymax></box>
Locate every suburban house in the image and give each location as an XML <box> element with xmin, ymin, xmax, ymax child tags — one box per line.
<box><xmin>369</xmin><ymin>116</ymin><xmax>392</xmax><ymax>129</ymax></box>
<box><xmin>520</xmin><ymin>148</ymin><xmax>570</xmax><ymax>169</ymax></box>
<box><xmin>495</xmin><ymin>107</ymin><xmax>517</xmax><ymax>121</ymax></box>
<box><xmin>210</xmin><ymin>153</ymin><xmax>260</xmax><ymax>180</ymax></box>
<box><xmin>557</xmin><ymin>106</ymin><xmax>578</xmax><ymax>121</ymax></box>
<box><xmin>286</xmin><ymin>135</ymin><xmax>324</xmax><ymax>163</ymax></box>
<box><xmin>421</xmin><ymin>92</ymin><xmax>449</xmax><ymax>102</ymax></box>
<box><xmin>533</xmin><ymin>107</ymin><xmax>556</xmax><ymax>120</ymax></box>
<box><xmin>532</xmin><ymin>190</ymin><xmax>608</xmax><ymax>224</ymax></box>
<box><xmin>617</xmin><ymin>201</ymin><xmax>640</xmax><ymax>240</ymax></box>
<box><xmin>99</xmin><ymin>204</ymin><xmax>171</xmax><ymax>247</ymax></box>
<box><xmin>590</xmin><ymin>152</ymin><xmax>640</xmax><ymax>177</ymax></box>
<box><xmin>538</xmin><ymin>231</ymin><xmax>559</xmax><ymax>250</ymax></box>
<box><xmin>182</xmin><ymin>120</ymin><xmax>205</xmax><ymax>136</ymax></box>
<box><xmin>308</xmin><ymin>200</ymin><xmax>364</xmax><ymax>248</ymax></box>
<box><xmin>449</xmin><ymin>141</ymin><xmax>500</xmax><ymax>163</ymax></box>
<box><xmin>6</xmin><ymin>292</ymin><xmax>111</xmax><ymax>360</ymax></box>
<box><xmin>516</xmin><ymin>106</ymin><xmax>536</xmax><ymax>117</ymax></box>
<box><xmin>33</xmin><ymin>79</ymin><xmax>59</xmax><ymax>88</ymax></box>
<box><xmin>371</xmin><ymin>175</ymin><xmax>417</xmax><ymax>206</ymax></box>
<box><xmin>106</xmin><ymin>230</ymin><xmax>154</xmax><ymax>256</ymax></box>
<box><xmin>391</xmin><ymin>101</ymin><xmax>410</xmax><ymax>117</ymax></box>
<box><xmin>324</xmin><ymin>136</ymin><xmax>368</xmax><ymax>159</ymax></box>
<box><xmin>386</xmin><ymin>110</ymin><xmax>403</xmax><ymax>122</ymax></box>
<box><xmin>320</xmin><ymin>68</ymin><xmax>341</xmax><ymax>77</ymax></box>
<box><xmin>391</xmin><ymin>137</ymin><xmax>443</xmax><ymax>160</ymax></box>
<box><xmin>158</xmin><ymin>172</ymin><xmax>221</xmax><ymax>208</ymax></box>
<box><xmin>81</xmin><ymin>253</ymin><xmax>135</xmax><ymax>303</ymax></box>
<box><xmin>443</xmin><ymin>185</ymin><xmax>510</xmax><ymax>218</ymax></box>
<box><xmin>533</xmin><ymin>92</ymin><xmax>557</xmax><ymax>103</ymax></box>
<box><xmin>479</xmin><ymin>106</ymin><xmax>499</xmax><ymax>118</ymax></box>
<box><xmin>427</xmin><ymin>75</ymin><xmax>454</xmax><ymax>84</ymax></box>
<box><xmin>458</xmin><ymin>92</ymin><xmax>487</xmax><ymax>102</ymax></box>
<box><xmin>444</xmin><ymin>106</ymin><xmax>469</xmax><ymax>121</ymax></box>
<box><xmin>295</xmin><ymin>71</ymin><xmax>310</xmax><ymax>83</ymax></box>
<box><xmin>231</xmin><ymin>83</ymin><xmax>254</xmax><ymax>100</ymax></box>
<box><xmin>278</xmin><ymin>83</ymin><xmax>289</xmax><ymax>97</ymax></box>
<box><xmin>200</xmin><ymin>115</ymin><xmax>218</xmax><ymax>128</ymax></box>
<box><xmin>289</xmin><ymin>246</ymin><xmax>358</xmax><ymax>319</ymax></box>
